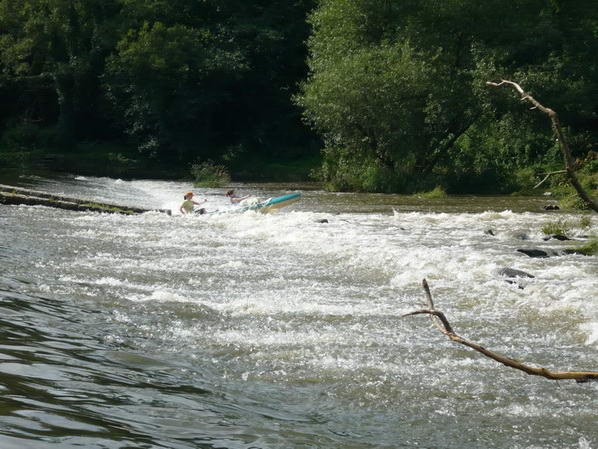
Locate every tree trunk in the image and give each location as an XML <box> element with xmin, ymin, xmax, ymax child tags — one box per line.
<box><xmin>0</xmin><ymin>184</ymin><xmax>172</xmax><ymax>215</ymax></box>
<box><xmin>487</xmin><ymin>80</ymin><xmax>597</xmax><ymax>213</ymax></box>
<box><xmin>53</xmin><ymin>69</ymin><xmax>76</xmax><ymax>146</ymax></box>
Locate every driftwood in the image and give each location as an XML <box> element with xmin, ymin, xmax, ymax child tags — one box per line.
<box><xmin>487</xmin><ymin>80</ymin><xmax>598</xmax><ymax>213</ymax></box>
<box><xmin>403</xmin><ymin>279</ymin><xmax>598</xmax><ymax>382</ymax></box>
<box><xmin>0</xmin><ymin>184</ymin><xmax>171</xmax><ymax>215</ymax></box>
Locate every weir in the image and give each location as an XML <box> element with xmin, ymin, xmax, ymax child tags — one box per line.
<box><xmin>0</xmin><ymin>183</ymin><xmax>171</xmax><ymax>215</ymax></box>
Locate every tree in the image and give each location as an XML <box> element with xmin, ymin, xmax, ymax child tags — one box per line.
<box><xmin>1</xmin><ymin>0</ymin><xmax>318</xmax><ymax>174</ymax></box>
<box><xmin>298</xmin><ymin>0</ymin><xmax>598</xmax><ymax>193</ymax></box>
<box><xmin>104</xmin><ymin>21</ymin><xmax>244</xmax><ymax>159</ymax></box>
<box><xmin>0</xmin><ymin>0</ymin><xmax>121</xmax><ymax>143</ymax></box>
<box><xmin>104</xmin><ymin>0</ymin><xmax>316</xmax><ymax>163</ymax></box>
<box><xmin>488</xmin><ymin>80</ymin><xmax>597</xmax><ymax>213</ymax></box>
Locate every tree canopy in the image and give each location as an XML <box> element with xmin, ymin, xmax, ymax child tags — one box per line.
<box><xmin>1</xmin><ymin>0</ymin><xmax>596</xmax><ymax>191</ymax></box>
<box><xmin>0</xmin><ymin>0</ymin><xmax>316</xmax><ymax>171</ymax></box>
<box><xmin>297</xmin><ymin>0</ymin><xmax>598</xmax><ymax>192</ymax></box>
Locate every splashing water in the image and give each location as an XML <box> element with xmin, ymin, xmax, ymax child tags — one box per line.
<box><xmin>0</xmin><ymin>174</ymin><xmax>596</xmax><ymax>448</ymax></box>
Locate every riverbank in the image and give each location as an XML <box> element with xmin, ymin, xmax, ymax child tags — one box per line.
<box><xmin>0</xmin><ymin>143</ymin><xmax>321</xmax><ymax>182</ymax></box>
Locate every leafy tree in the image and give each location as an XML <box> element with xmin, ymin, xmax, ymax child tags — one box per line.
<box><xmin>105</xmin><ymin>0</ymin><xmax>316</xmax><ymax>164</ymax></box>
<box><xmin>1</xmin><ymin>0</ymin><xmax>318</xmax><ymax>175</ymax></box>
<box><xmin>0</xmin><ymin>0</ymin><xmax>121</xmax><ymax>143</ymax></box>
<box><xmin>205</xmin><ymin>0</ymin><xmax>317</xmax><ymax>159</ymax></box>
<box><xmin>298</xmin><ymin>0</ymin><xmax>598</xmax><ymax>192</ymax></box>
<box><xmin>104</xmin><ymin>21</ymin><xmax>244</xmax><ymax>160</ymax></box>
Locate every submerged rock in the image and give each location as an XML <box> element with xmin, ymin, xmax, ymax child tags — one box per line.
<box><xmin>504</xmin><ymin>279</ymin><xmax>526</xmax><ymax>290</ymax></box>
<box><xmin>496</xmin><ymin>267</ymin><xmax>535</xmax><ymax>289</ymax></box>
<box><xmin>513</xmin><ymin>233</ymin><xmax>530</xmax><ymax>241</ymax></box>
<box><xmin>542</xmin><ymin>234</ymin><xmax>571</xmax><ymax>241</ymax></box>
<box><xmin>517</xmin><ymin>248</ymin><xmax>587</xmax><ymax>258</ymax></box>
<box><xmin>316</xmin><ymin>219</ymin><xmax>329</xmax><ymax>224</ymax></box>
<box><xmin>497</xmin><ymin>268</ymin><xmax>535</xmax><ymax>279</ymax></box>
<box><xmin>517</xmin><ymin>249</ymin><xmax>549</xmax><ymax>258</ymax></box>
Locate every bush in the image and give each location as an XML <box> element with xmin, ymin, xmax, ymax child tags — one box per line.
<box><xmin>416</xmin><ymin>186</ymin><xmax>447</xmax><ymax>199</ymax></box>
<box><xmin>1</xmin><ymin>122</ymin><xmax>54</xmax><ymax>150</ymax></box>
<box><xmin>553</xmin><ymin>164</ymin><xmax>597</xmax><ymax>210</ymax></box>
<box><xmin>0</xmin><ymin>150</ymin><xmax>33</xmax><ymax>167</ymax></box>
<box><xmin>311</xmin><ymin>146</ymin><xmax>406</xmax><ymax>192</ymax></box>
<box><xmin>190</xmin><ymin>160</ymin><xmax>231</xmax><ymax>187</ymax></box>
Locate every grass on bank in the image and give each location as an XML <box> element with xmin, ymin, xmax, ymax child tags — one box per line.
<box><xmin>190</xmin><ymin>154</ymin><xmax>321</xmax><ymax>186</ymax></box>
<box><xmin>414</xmin><ymin>186</ymin><xmax>448</xmax><ymax>199</ymax></box>
<box><xmin>229</xmin><ymin>153</ymin><xmax>321</xmax><ymax>182</ymax></box>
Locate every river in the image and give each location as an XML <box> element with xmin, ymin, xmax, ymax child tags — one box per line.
<box><xmin>0</xmin><ymin>173</ymin><xmax>596</xmax><ymax>449</ymax></box>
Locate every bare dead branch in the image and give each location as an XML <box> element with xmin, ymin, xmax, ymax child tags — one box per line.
<box><xmin>403</xmin><ymin>279</ymin><xmax>598</xmax><ymax>383</ymax></box>
<box><xmin>487</xmin><ymin>80</ymin><xmax>598</xmax><ymax>213</ymax></box>
<box><xmin>401</xmin><ymin>308</ymin><xmax>455</xmax><ymax>335</ymax></box>
<box><xmin>534</xmin><ymin>170</ymin><xmax>567</xmax><ymax>189</ymax></box>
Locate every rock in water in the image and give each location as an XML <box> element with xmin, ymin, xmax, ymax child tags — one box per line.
<box><xmin>517</xmin><ymin>249</ymin><xmax>549</xmax><ymax>258</ymax></box>
<box><xmin>497</xmin><ymin>268</ymin><xmax>535</xmax><ymax>278</ymax></box>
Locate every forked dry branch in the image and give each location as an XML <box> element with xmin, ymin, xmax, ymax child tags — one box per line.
<box><xmin>487</xmin><ymin>80</ymin><xmax>597</xmax><ymax>213</ymax></box>
<box><xmin>402</xmin><ymin>279</ymin><xmax>598</xmax><ymax>382</ymax></box>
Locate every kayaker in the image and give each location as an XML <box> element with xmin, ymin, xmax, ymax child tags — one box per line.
<box><xmin>225</xmin><ymin>189</ymin><xmax>251</xmax><ymax>204</ymax></box>
<box><xmin>180</xmin><ymin>192</ymin><xmax>207</xmax><ymax>215</ymax></box>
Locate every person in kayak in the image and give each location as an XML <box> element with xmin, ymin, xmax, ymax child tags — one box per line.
<box><xmin>225</xmin><ymin>189</ymin><xmax>251</xmax><ymax>204</ymax></box>
<box><xmin>180</xmin><ymin>192</ymin><xmax>207</xmax><ymax>215</ymax></box>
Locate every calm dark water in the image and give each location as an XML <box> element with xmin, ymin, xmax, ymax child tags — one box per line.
<box><xmin>0</xmin><ymin>173</ymin><xmax>596</xmax><ymax>448</ymax></box>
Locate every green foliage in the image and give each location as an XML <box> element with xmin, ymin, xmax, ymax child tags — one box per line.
<box><xmin>541</xmin><ymin>215</ymin><xmax>595</xmax><ymax>236</ymax></box>
<box><xmin>298</xmin><ymin>0</ymin><xmax>598</xmax><ymax>192</ymax></box>
<box><xmin>541</xmin><ymin>218</ymin><xmax>572</xmax><ymax>236</ymax></box>
<box><xmin>1</xmin><ymin>0</ymin><xmax>597</xmax><ymax>187</ymax></box>
<box><xmin>0</xmin><ymin>121</ymin><xmax>53</xmax><ymax>168</ymax></box>
<box><xmin>571</xmin><ymin>240</ymin><xmax>598</xmax><ymax>256</ymax></box>
<box><xmin>0</xmin><ymin>122</ymin><xmax>54</xmax><ymax>150</ymax></box>
<box><xmin>311</xmin><ymin>145</ymin><xmax>404</xmax><ymax>192</ymax></box>
<box><xmin>0</xmin><ymin>0</ymin><xmax>123</xmax><ymax>142</ymax></box>
<box><xmin>417</xmin><ymin>186</ymin><xmax>448</xmax><ymax>199</ymax></box>
<box><xmin>230</xmin><ymin>152</ymin><xmax>321</xmax><ymax>182</ymax></box>
<box><xmin>104</xmin><ymin>21</ymin><xmax>245</xmax><ymax>158</ymax></box>
<box><xmin>191</xmin><ymin>160</ymin><xmax>230</xmax><ymax>188</ymax></box>
<box><xmin>548</xmin><ymin>161</ymin><xmax>598</xmax><ymax>210</ymax></box>
<box><xmin>0</xmin><ymin>150</ymin><xmax>32</xmax><ymax>168</ymax></box>
<box><xmin>0</xmin><ymin>0</ymin><xmax>318</xmax><ymax>175</ymax></box>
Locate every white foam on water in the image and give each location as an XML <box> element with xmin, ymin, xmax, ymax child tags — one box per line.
<box><xmin>581</xmin><ymin>322</ymin><xmax>598</xmax><ymax>346</ymax></box>
<box><xmin>129</xmin><ymin>289</ymin><xmax>191</xmax><ymax>303</ymax></box>
<box><xmin>578</xmin><ymin>437</ymin><xmax>594</xmax><ymax>449</ymax></box>
<box><xmin>14</xmin><ymin>177</ymin><xmax>596</xmax><ymax>412</ymax></box>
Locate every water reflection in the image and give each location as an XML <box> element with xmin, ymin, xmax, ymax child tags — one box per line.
<box><xmin>0</xmin><ymin>291</ymin><xmax>225</xmax><ymax>448</ymax></box>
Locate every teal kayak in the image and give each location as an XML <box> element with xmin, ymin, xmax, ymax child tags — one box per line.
<box><xmin>208</xmin><ymin>193</ymin><xmax>301</xmax><ymax>215</ymax></box>
<box><xmin>239</xmin><ymin>193</ymin><xmax>301</xmax><ymax>213</ymax></box>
